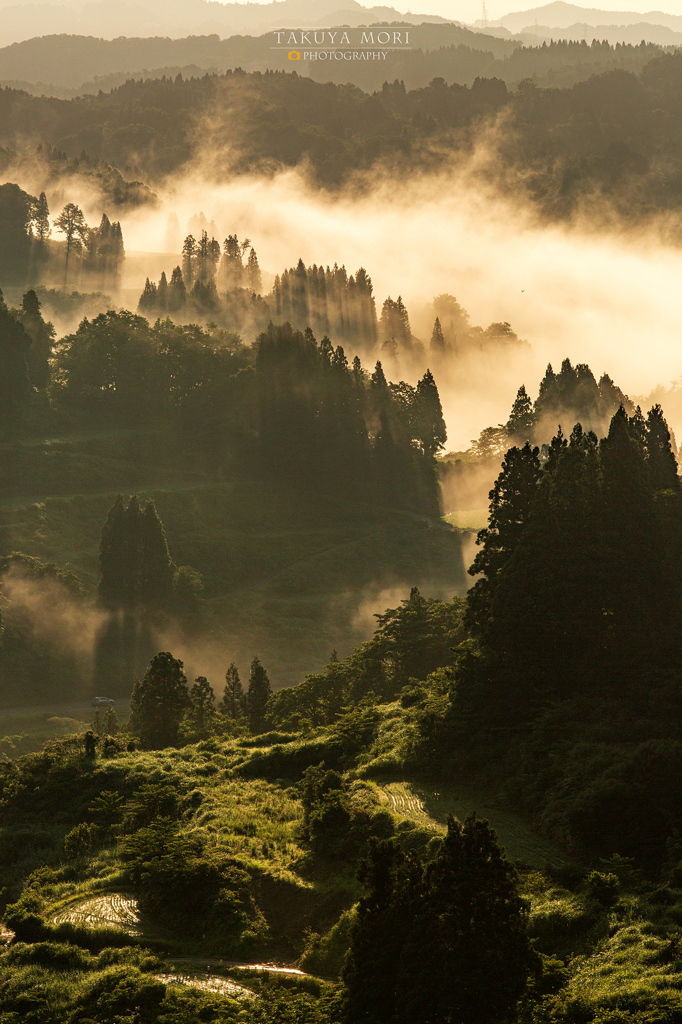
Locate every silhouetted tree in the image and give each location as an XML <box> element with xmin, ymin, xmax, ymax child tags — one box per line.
<box><xmin>219</xmin><ymin>663</ymin><xmax>246</xmax><ymax>719</ymax></box>
<box><xmin>129</xmin><ymin>651</ymin><xmax>190</xmax><ymax>748</ymax></box>
<box><xmin>98</xmin><ymin>494</ymin><xmax>174</xmax><ymax>608</ymax></box>
<box><xmin>31</xmin><ymin>191</ymin><xmax>50</xmax><ymax>250</ymax></box>
<box><xmin>506</xmin><ymin>384</ymin><xmax>535</xmax><ymax>443</ymax></box>
<box><xmin>414</xmin><ymin>369</ymin><xmax>446</xmax><ymax>457</ymax></box>
<box><xmin>429</xmin><ymin>316</ymin><xmax>446</xmax><ymax>356</ymax></box>
<box><xmin>646</xmin><ymin>404</ymin><xmax>679</xmax><ymax>490</ymax></box>
<box><xmin>247</xmin><ymin>655</ymin><xmax>271</xmax><ymax>733</ymax></box>
<box><xmin>466</xmin><ymin>441</ymin><xmax>542</xmax><ymax>635</ymax></box>
<box><xmin>342</xmin><ymin>814</ymin><xmax>536</xmax><ymax>1024</ymax></box>
<box><xmin>190</xmin><ymin>676</ymin><xmax>215</xmax><ymax>730</ymax></box>
<box><xmin>246</xmin><ymin>247</ymin><xmax>262</xmax><ymax>292</ymax></box>
<box><xmin>168</xmin><ymin>266</ymin><xmax>186</xmax><ymax>311</ymax></box>
<box><xmin>0</xmin><ymin>290</ymin><xmax>33</xmax><ymax>429</ymax></box>
<box><xmin>19</xmin><ymin>288</ymin><xmax>54</xmax><ymax>389</ymax></box>
<box><xmin>55</xmin><ymin>203</ymin><xmax>88</xmax><ymax>287</ymax></box>
<box><xmin>182</xmin><ymin>234</ymin><xmax>197</xmax><ymax>287</ymax></box>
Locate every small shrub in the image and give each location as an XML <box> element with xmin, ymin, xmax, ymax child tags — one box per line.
<box><xmin>586</xmin><ymin>870</ymin><xmax>620</xmax><ymax>907</ymax></box>
<box><xmin>64</xmin><ymin>822</ymin><xmax>99</xmax><ymax>856</ymax></box>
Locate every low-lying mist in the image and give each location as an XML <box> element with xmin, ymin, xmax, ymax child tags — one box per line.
<box><xmin>111</xmin><ymin>160</ymin><xmax>682</xmax><ymax>450</ymax></box>
<box><xmin>9</xmin><ymin>136</ymin><xmax>682</xmax><ymax>450</ymax></box>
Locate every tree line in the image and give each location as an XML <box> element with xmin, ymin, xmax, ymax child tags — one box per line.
<box><xmin>128</xmin><ymin>649</ymin><xmax>272</xmax><ymax>747</ymax></box>
<box><xmin>0</xmin><ymin>182</ymin><xmax>124</xmax><ymax>288</ymax></box>
<box><xmin>0</xmin><ymin>291</ymin><xmax>448</xmax><ymax>515</ymax></box>
<box><xmin>2</xmin><ymin>56</ymin><xmax>682</xmax><ymax>220</ymax></box>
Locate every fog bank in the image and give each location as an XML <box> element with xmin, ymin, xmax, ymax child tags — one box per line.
<box><xmin>113</xmin><ymin>164</ymin><xmax>682</xmax><ymax>448</ymax></box>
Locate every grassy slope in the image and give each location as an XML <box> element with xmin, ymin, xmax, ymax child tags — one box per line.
<box><xmin>0</xmin><ymin>428</ymin><xmax>467</xmax><ymax>701</ymax></box>
<box><xmin>5</xmin><ymin>711</ymin><xmax>682</xmax><ymax>1022</ymax></box>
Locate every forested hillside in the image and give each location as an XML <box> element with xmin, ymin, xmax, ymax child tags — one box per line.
<box><xmin>0</xmin><ymin>30</ymin><xmax>664</xmax><ymax>95</ymax></box>
<box><xmin>2</xmin><ymin>50</ymin><xmax>682</xmax><ymax>222</ymax></box>
<box><xmin>3</xmin><ymin>18</ymin><xmax>682</xmax><ymax>1020</ymax></box>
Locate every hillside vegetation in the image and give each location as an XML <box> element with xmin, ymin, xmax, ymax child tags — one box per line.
<box><xmin>3</xmin><ymin>51</ymin><xmax>682</xmax><ymax>226</ymax></box>
<box><xmin>0</xmin><ymin>29</ymin><xmax>664</xmax><ymax>95</ymax></box>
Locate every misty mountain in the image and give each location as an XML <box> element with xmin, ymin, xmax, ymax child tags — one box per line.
<box><xmin>0</xmin><ymin>0</ymin><xmax>449</xmax><ymax>47</ymax></box>
<box><xmin>0</xmin><ymin>24</ymin><xmax>519</xmax><ymax>90</ymax></box>
<box><xmin>492</xmin><ymin>1</ymin><xmax>682</xmax><ymax>33</ymax></box>
<box><xmin>522</xmin><ymin>21</ymin><xmax>682</xmax><ymax>45</ymax></box>
<box><xmin>2</xmin><ymin>48</ymin><xmax>679</xmax><ymax>219</ymax></box>
<box><xmin>0</xmin><ymin>29</ymin><xmax>665</xmax><ymax>96</ymax></box>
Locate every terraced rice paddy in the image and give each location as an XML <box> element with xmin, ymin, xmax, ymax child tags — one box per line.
<box><xmin>158</xmin><ymin>971</ymin><xmax>252</xmax><ymax>998</ymax></box>
<box><xmin>53</xmin><ymin>893</ymin><xmax>141</xmax><ymax>934</ymax></box>
<box><xmin>384</xmin><ymin>783</ymin><xmax>427</xmax><ymax>819</ymax></box>
<box><xmin>379</xmin><ymin>781</ymin><xmax>568</xmax><ymax>867</ymax></box>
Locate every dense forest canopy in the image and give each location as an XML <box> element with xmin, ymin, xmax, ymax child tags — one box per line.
<box><xmin>1</xmin><ymin>50</ymin><xmax>682</xmax><ymax>223</ymax></box>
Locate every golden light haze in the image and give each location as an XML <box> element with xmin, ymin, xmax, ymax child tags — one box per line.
<box><xmin>112</xmin><ymin>161</ymin><xmax>682</xmax><ymax>449</ymax></box>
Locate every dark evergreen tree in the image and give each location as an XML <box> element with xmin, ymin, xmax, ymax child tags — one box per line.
<box><xmin>466</xmin><ymin>442</ymin><xmax>542</xmax><ymax>635</ymax></box>
<box><xmin>396</xmin><ymin>815</ymin><xmax>536</xmax><ymax>1024</ymax></box>
<box><xmin>246</xmin><ymin>247</ymin><xmax>262</xmax><ymax>292</ymax></box>
<box><xmin>20</xmin><ymin>289</ymin><xmax>54</xmax><ymax>389</ymax></box>
<box><xmin>129</xmin><ymin>651</ymin><xmax>190</xmax><ymax>749</ymax></box>
<box><xmin>181</xmin><ymin>234</ymin><xmax>197</xmax><ymax>287</ymax></box>
<box><xmin>600</xmin><ymin>405</ymin><xmax>661</xmax><ymax>676</ymax></box>
<box><xmin>0</xmin><ymin>291</ymin><xmax>32</xmax><ymax>428</ymax></box>
<box><xmin>0</xmin><ymin>183</ymin><xmax>38</xmax><ymax>284</ymax></box>
<box><xmin>168</xmin><ymin>266</ymin><xmax>187</xmax><ymax>311</ymax></box>
<box><xmin>32</xmin><ymin>191</ymin><xmax>50</xmax><ymax>250</ymax></box>
<box><xmin>221</xmin><ymin>234</ymin><xmax>244</xmax><ymax>290</ymax></box>
<box><xmin>247</xmin><ymin>655</ymin><xmax>271</xmax><ymax>734</ymax></box>
<box><xmin>506</xmin><ymin>384</ymin><xmax>535</xmax><ymax>442</ymax></box>
<box><xmin>342</xmin><ymin>815</ymin><xmax>536</xmax><ymax>1024</ymax></box>
<box><xmin>98</xmin><ymin>494</ymin><xmax>129</xmax><ymax>605</ymax></box>
<box><xmin>98</xmin><ymin>495</ymin><xmax>174</xmax><ymax>608</ymax></box>
<box><xmin>628</xmin><ymin>404</ymin><xmax>647</xmax><ymax>447</ymax></box>
<box><xmin>487</xmin><ymin>424</ymin><xmax>604</xmax><ymax>709</ymax></box>
<box><xmin>219</xmin><ymin>662</ymin><xmax>246</xmax><ymax>719</ymax></box>
<box><xmin>646</xmin><ymin>404</ymin><xmax>679</xmax><ymax>490</ymax></box>
<box><xmin>189</xmin><ymin>676</ymin><xmax>215</xmax><ymax>730</ymax></box>
<box><xmin>429</xmin><ymin>316</ymin><xmax>446</xmax><ymax>356</ymax></box>
<box><xmin>414</xmin><ymin>369</ymin><xmax>447</xmax><ymax>457</ymax></box>
<box><xmin>138</xmin><ymin>278</ymin><xmax>157</xmax><ymax>312</ymax></box>
<box><xmin>379</xmin><ymin>296</ymin><xmax>411</xmax><ymax>350</ymax></box>
<box><xmin>139</xmin><ymin>499</ymin><xmax>175</xmax><ymax>605</ymax></box>
<box><xmin>157</xmin><ymin>271</ymin><xmax>168</xmax><ymax>310</ymax></box>
<box><xmin>342</xmin><ymin>840</ymin><xmax>420</xmax><ymax>1024</ymax></box>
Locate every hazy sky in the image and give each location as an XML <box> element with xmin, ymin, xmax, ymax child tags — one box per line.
<box><xmin>401</xmin><ymin>0</ymin><xmax>682</xmax><ymax>19</ymax></box>
<box><xmin>399</xmin><ymin>0</ymin><xmax>682</xmax><ymax>23</ymax></box>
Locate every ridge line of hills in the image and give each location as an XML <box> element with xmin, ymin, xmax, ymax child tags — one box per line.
<box><xmin>491</xmin><ymin>1</ymin><xmax>682</xmax><ymax>31</ymax></box>
<box><xmin>0</xmin><ymin>27</ymin><xmax>672</xmax><ymax>95</ymax></box>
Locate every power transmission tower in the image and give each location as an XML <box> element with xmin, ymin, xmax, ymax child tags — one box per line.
<box><xmin>482</xmin><ymin>0</ymin><xmax>488</xmax><ymax>27</ymax></box>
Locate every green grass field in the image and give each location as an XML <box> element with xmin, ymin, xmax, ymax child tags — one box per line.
<box><xmin>0</xmin><ymin>427</ymin><xmax>468</xmax><ymax>698</ymax></box>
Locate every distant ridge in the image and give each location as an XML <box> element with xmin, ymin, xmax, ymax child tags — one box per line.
<box><xmin>0</xmin><ymin>0</ymin><xmax>450</xmax><ymax>47</ymax></box>
<box><xmin>0</xmin><ymin>29</ymin><xmax>665</xmax><ymax>97</ymax></box>
<box><xmin>490</xmin><ymin>2</ymin><xmax>682</xmax><ymax>32</ymax></box>
<box><xmin>0</xmin><ymin>25</ymin><xmax>520</xmax><ymax>89</ymax></box>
